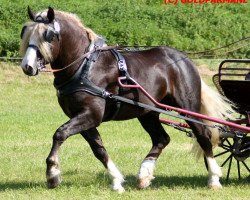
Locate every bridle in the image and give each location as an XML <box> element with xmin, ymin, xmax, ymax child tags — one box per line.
<box><xmin>23</xmin><ymin>15</ymin><xmax>61</xmax><ymax>73</ymax></box>
<box><xmin>25</xmin><ymin>16</ymin><xmax>118</xmax><ymax>74</ymax></box>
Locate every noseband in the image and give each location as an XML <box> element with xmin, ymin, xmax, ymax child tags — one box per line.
<box><xmin>28</xmin><ymin>44</ymin><xmax>39</xmax><ymax>50</ymax></box>
<box><xmin>26</xmin><ymin>44</ymin><xmax>46</xmax><ymax>72</ymax></box>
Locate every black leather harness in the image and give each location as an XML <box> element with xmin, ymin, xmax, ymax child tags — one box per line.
<box><xmin>54</xmin><ymin>38</ymin><xmax>128</xmax><ymax>99</ymax></box>
<box><xmin>52</xmin><ymin>39</ymin><xmax>217</xmax><ymax>126</ymax></box>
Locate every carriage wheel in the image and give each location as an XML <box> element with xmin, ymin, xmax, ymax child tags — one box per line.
<box><xmin>204</xmin><ymin>136</ymin><xmax>250</xmax><ymax>181</ymax></box>
<box><xmin>205</xmin><ymin>135</ymin><xmax>250</xmax><ymax>181</ymax></box>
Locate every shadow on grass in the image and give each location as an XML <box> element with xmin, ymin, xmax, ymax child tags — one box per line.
<box><xmin>0</xmin><ymin>181</ymin><xmax>45</xmax><ymax>191</ymax></box>
<box><xmin>0</xmin><ymin>180</ymin><xmax>77</xmax><ymax>192</ymax></box>
<box><xmin>95</xmin><ymin>173</ymin><xmax>250</xmax><ymax>190</ymax></box>
<box><xmin>0</xmin><ymin>173</ymin><xmax>248</xmax><ymax>191</ymax></box>
<box><xmin>122</xmin><ymin>175</ymin><xmax>207</xmax><ymax>189</ymax></box>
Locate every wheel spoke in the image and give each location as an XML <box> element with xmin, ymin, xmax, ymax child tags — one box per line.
<box><xmin>225</xmin><ymin>139</ymin><xmax>232</xmax><ymax>147</ymax></box>
<box><xmin>237</xmin><ymin>160</ymin><xmax>241</xmax><ymax>180</ymax></box>
<box><xmin>221</xmin><ymin>154</ymin><xmax>233</xmax><ymax>167</ymax></box>
<box><xmin>214</xmin><ymin>150</ymin><xmax>230</xmax><ymax>158</ymax></box>
<box><xmin>220</xmin><ymin>146</ymin><xmax>231</xmax><ymax>151</ymax></box>
<box><xmin>242</xmin><ymin>161</ymin><xmax>250</xmax><ymax>173</ymax></box>
<box><xmin>226</xmin><ymin>155</ymin><xmax>233</xmax><ymax>181</ymax></box>
<box><xmin>221</xmin><ymin>144</ymin><xmax>231</xmax><ymax>149</ymax></box>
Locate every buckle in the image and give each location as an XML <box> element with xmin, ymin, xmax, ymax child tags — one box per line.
<box><xmin>118</xmin><ymin>60</ymin><xmax>126</xmax><ymax>71</ymax></box>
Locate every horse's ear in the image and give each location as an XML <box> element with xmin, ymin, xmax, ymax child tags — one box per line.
<box><xmin>47</xmin><ymin>7</ymin><xmax>55</xmax><ymax>23</ymax></box>
<box><xmin>27</xmin><ymin>6</ymin><xmax>35</xmax><ymax>21</ymax></box>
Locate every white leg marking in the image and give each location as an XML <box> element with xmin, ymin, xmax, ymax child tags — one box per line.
<box><xmin>137</xmin><ymin>159</ymin><xmax>156</xmax><ymax>189</ymax></box>
<box><xmin>47</xmin><ymin>156</ymin><xmax>61</xmax><ymax>179</ymax></box>
<box><xmin>47</xmin><ymin>166</ymin><xmax>61</xmax><ymax>179</ymax></box>
<box><xmin>107</xmin><ymin>159</ymin><xmax>125</xmax><ymax>193</ymax></box>
<box><xmin>206</xmin><ymin>157</ymin><xmax>222</xmax><ymax>189</ymax></box>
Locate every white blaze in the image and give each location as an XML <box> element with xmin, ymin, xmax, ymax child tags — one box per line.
<box><xmin>21</xmin><ymin>35</ymin><xmax>39</xmax><ymax>75</ymax></box>
<box><xmin>21</xmin><ymin>46</ymin><xmax>37</xmax><ymax>69</ymax></box>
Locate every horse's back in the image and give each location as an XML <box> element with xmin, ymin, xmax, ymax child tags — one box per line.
<box><xmin>122</xmin><ymin>46</ymin><xmax>201</xmax><ymax>103</ymax></box>
<box><xmin>124</xmin><ymin>46</ymin><xmax>200</xmax><ymax>81</ymax></box>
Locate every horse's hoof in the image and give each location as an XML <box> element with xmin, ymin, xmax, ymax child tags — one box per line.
<box><xmin>138</xmin><ymin>178</ymin><xmax>151</xmax><ymax>189</ymax></box>
<box><xmin>47</xmin><ymin>174</ymin><xmax>62</xmax><ymax>189</ymax></box>
<box><xmin>113</xmin><ymin>186</ymin><xmax>125</xmax><ymax>194</ymax></box>
<box><xmin>112</xmin><ymin>180</ymin><xmax>125</xmax><ymax>193</ymax></box>
<box><xmin>208</xmin><ymin>184</ymin><xmax>222</xmax><ymax>190</ymax></box>
<box><xmin>208</xmin><ymin>176</ymin><xmax>222</xmax><ymax>190</ymax></box>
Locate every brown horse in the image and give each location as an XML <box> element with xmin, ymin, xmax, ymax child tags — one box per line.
<box><xmin>20</xmin><ymin>7</ymin><xmax>232</xmax><ymax>192</ymax></box>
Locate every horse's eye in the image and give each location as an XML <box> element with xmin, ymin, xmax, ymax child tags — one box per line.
<box><xmin>20</xmin><ymin>26</ymin><xmax>27</xmax><ymax>39</ymax></box>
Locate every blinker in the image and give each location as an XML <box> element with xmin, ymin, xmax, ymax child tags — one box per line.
<box><xmin>44</xmin><ymin>21</ymin><xmax>60</xmax><ymax>43</ymax></box>
<box><xmin>44</xmin><ymin>26</ymin><xmax>56</xmax><ymax>42</ymax></box>
<box><xmin>20</xmin><ymin>26</ymin><xmax>27</xmax><ymax>39</ymax></box>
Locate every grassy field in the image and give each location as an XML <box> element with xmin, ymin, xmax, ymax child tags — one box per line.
<box><xmin>0</xmin><ymin>61</ymin><xmax>249</xmax><ymax>200</ymax></box>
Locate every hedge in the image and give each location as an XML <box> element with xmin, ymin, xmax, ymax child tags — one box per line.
<box><xmin>0</xmin><ymin>0</ymin><xmax>249</xmax><ymax>58</ymax></box>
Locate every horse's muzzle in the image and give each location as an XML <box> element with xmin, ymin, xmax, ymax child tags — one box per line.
<box><xmin>22</xmin><ymin>64</ymin><xmax>39</xmax><ymax>76</ymax></box>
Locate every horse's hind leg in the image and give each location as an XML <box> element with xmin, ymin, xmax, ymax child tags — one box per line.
<box><xmin>81</xmin><ymin>128</ymin><xmax>125</xmax><ymax>193</ymax></box>
<box><xmin>187</xmin><ymin>121</ymin><xmax>222</xmax><ymax>189</ymax></box>
<box><xmin>137</xmin><ymin>112</ymin><xmax>170</xmax><ymax>189</ymax></box>
<box><xmin>171</xmin><ymin>76</ymin><xmax>222</xmax><ymax>189</ymax></box>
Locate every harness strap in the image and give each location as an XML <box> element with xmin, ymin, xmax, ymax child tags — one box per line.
<box><xmin>54</xmin><ymin>38</ymin><xmax>111</xmax><ymax>97</ymax></box>
<box><xmin>111</xmin><ymin>49</ymin><xmax>128</xmax><ymax>77</ymax></box>
<box><xmin>109</xmin><ymin>49</ymin><xmax>131</xmax><ymax>119</ymax></box>
<box><xmin>54</xmin><ymin>38</ymin><xmax>130</xmax><ymax>98</ymax></box>
<box><xmin>81</xmin><ymin>38</ymin><xmax>106</xmax><ymax>77</ymax></box>
<box><xmin>110</xmin><ymin>94</ymin><xmax>215</xmax><ymax>128</ymax></box>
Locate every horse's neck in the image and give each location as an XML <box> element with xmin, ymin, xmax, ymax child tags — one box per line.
<box><xmin>52</xmin><ymin>24</ymin><xmax>90</xmax><ymax>84</ymax></box>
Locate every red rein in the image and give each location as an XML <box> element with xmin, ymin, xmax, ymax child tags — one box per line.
<box><xmin>40</xmin><ymin>66</ymin><xmax>71</xmax><ymax>73</ymax></box>
<box><xmin>40</xmin><ymin>45</ymin><xmax>118</xmax><ymax>73</ymax></box>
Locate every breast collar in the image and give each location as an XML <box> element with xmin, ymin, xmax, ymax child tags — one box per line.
<box><xmin>54</xmin><ymin>37</ymin><xmax>129</xmax><ymax>98</ymax></box>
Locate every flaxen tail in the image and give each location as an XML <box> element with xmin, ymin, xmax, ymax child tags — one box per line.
<box><xmin>193</xmin><ymin>79</ymin><xmax>234</xmax><ymax>158</ymax></box>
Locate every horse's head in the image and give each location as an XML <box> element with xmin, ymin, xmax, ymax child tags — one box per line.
<box><xmin>20</xmin><ymin>7</ymin><xmax>61</xmax><ymax>76</ymax></box>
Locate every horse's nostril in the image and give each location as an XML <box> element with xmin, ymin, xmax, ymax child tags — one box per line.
<box><xmin>26</xmin><ymin>65</ymin><xmax>33</xmax><ymax>73</ymax></box>
<box><xmin>23</xmin><ymin>64</ymin><xmax>37</xmax><ymax>76</ymax></box>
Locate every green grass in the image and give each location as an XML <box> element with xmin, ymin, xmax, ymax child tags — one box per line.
<box><xmin>0</xmin><ymin>62</ymin><xmax>249</xmax><ymax>200</ymax></box>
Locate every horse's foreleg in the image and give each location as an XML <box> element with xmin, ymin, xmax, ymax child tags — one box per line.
<box><xmin>46</xmin><ymin>111</ymin><xmax>101</xmax><ymax>189</ymax></box>
<box><xmin>81</xmin><ymin>129</ymin><xmax>125</xmax><ymax>193</ymax></box>
<box><xmin>137</xmin><ymin>113</ymin><xmax>170</xmax><ymax>189</ymax></box>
